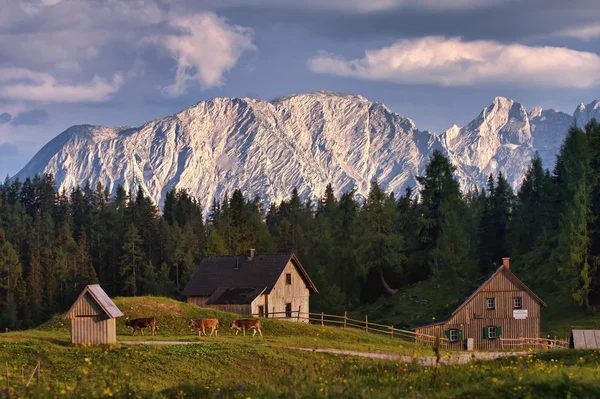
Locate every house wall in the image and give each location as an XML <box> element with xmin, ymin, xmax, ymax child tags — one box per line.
<box><xmin>68</xmin><ymin>292</ymin><xmax>103</xmax><ymax>317</ymax></box>
<box><xmin>187</xmin><ymin>296</ymin><xmax>210</xmax><ymax>307</ymax></box>
<box><xmin>71</xmin><ymin>317</ymin><xmax>116</xmax><ymax>345</ymax></box>
<box><xmin>204</xmin><ymin>304</ymin><xmax>252</xmax><ymax>315</ymax></box>
<box><xmin>415</xmin><ymin>270</ymin><xmax>542</xmax><ymax>350</ymax></box>
<box><xmin>267</xmin><ymin>260</ymin><xmax>310</xmax><ymax>323</ymax></box>
<box><xmin>250</xmin><ymin>294</ymin><xmax>267</xmax><ymax>316</ymax></box>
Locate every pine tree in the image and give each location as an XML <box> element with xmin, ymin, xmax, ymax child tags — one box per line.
<box><xmin>120</xmin><ymin>224</ymin><xmax>145</xmax><ymax>296</ymax></box>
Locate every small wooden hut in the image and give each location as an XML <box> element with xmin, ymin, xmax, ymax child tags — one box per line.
<box><xmin>63</xmin><ymin>284</ymin><xmax>123</xmax><ymax>345</ymax></box>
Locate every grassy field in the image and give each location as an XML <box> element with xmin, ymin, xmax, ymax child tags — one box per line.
<box><xmin>1</xmin><ymin>296</ymin><xmax>600</xmax><ymax>398</ymax></box>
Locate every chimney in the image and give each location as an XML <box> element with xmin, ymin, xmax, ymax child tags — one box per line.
<box><xmin>502</xmin><ymin>257</ymin><xmax>510</xmax><ymax>269</ymax></box>
<box><xmin>247</xmin><ymin>249</ymin><xmax>255</xmax><ymax>261</ymax></box>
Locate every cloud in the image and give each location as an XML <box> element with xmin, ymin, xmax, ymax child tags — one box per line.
<box><xmin>307</xmin><ymin>36</ymin><xmax>600</xmax><ymax>88</ymax></box>
<box><xmin>12</xmin><ymin>109</ymin><xmax>49</xmax><ymax>126</ymax></box>
<box><xmin>151</xmin><ymin>12</ymin><xmax>256</xmax><ymax>95</ymax></box>
<box><xmin>0</xmin><ymin>68</ymin><xmax>124</xmax><ymax>103</ymax></box>
<box><xmin>0</xmin><ymin>113</ymin><xmax>11</xmax><ymax>125</ymax></box>
<box><xmin>552</xmin><ymin>24</ymin><xmax>600</xmax><ymax>41</ymax></box>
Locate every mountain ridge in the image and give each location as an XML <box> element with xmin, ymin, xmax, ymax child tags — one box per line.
<box><xmin>13</xmin><ymin>92</ymin><xmax>599</xmax><ymax>213</ymax></box>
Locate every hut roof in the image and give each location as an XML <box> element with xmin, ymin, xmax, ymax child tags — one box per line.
<box><xmin>182</xmin><ymin>253</ymin><xmax>318</xmax><ymax>297</ymax></box>
<box><xmin>451</xmin><ymin>265</ymin><xmax>547</xmax><ymax>317</ymax></box>
<box><xmin>205</xmin><ymin>286</ymin><xmax>267</xmax><ymax>305</ymax></box>
<box><xmin>571</xmin><ymin>330</ymin><xmax>600</xmax><ymax>349</ymax></box>
<box><xmin>63</xmin><ymin>284</ymin><xmax>123</xmax><ymax>319</ymax></box>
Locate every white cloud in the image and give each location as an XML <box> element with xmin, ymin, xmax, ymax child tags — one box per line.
<box><xmin>307</xmin><ymin>36</ymin><xmax>600</xmax><ymax>88</ymax></box>
<box><xmin>152</xmin><ymin>12</ymin><xmax>256</xmax><ymax>95</ymax></box>
<box><xmin>0</xmin><ymin>68</ymin><xmax>124</xmax><ymax>103</ymax></box>
<box><xmin>552</xmin><ymin>24</ymin><xmax>600</xmax><ymax>41</ymax></box>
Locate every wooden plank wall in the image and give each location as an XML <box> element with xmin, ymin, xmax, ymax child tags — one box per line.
<box><xmin>415</xmin><ymin>270</ymin><xmax>542</xmax><ymax>350</ymax></box>
<box><xmin>69</xmin><ymin>292</ymin><xmax>104</xmax><ymax>317</ymax></box>
<box><xmin>71</xmin><ymin>317</ymin><xmax>116</xmax><ymax>345</ymax></box>
<box><xmin>205</xmin><ymin>304</ymin><xmax>252</xmax><ymax>315</ymax></box>
<box><xmin>187</xmin><ymin>296</ymin><xmax>210</xmax><ymax>307</ymax></box>
<box><xmin>267</xmin><ymin>261</ymin><xmax>310</xmax><ymax>323</ymax></box>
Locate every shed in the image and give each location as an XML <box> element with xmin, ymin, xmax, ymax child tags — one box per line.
<box><xmin>63</xmin><ymin>284</ymin><xmax>123</xmax><ymax>345</ymax></box>
<box><xmin>570</xmin><ymin>330</ymin><xmax>600</xmax><ymax>349</ymax></box>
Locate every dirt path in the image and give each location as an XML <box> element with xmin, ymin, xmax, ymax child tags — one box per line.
<box><xmin>119</xmin><ymin>341</ymin><xmax>201</xmax><ymax>345</ymax></box>
<box><xmin>292</xmin><ymin>347</ymin><xmax>525</xmax><ymax>366</ymax></box>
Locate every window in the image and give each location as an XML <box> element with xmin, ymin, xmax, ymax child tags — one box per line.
<box><xmin>514</xmin><ymin>297</ymin><xmax>522</xmax><ymax>309</ymax></box>
<box><xmin>285</xmin><ymin>303</ymin><xmax>292</xmax><ymax>318</ymax></box>
<box><xmin>486</xmin><ymin>298</ymin><xmax>496</xmax><ymax>309</ymax></box>
<box><xmin>258</xmin><ymin>305</ymin><xmax>265</xmax><ymax>318</ymax></box>
<box><xmin>286</xmin><ymin>273</ymin><xmax>292</xmax><ymax>285</ymax></box>
<box><xmin>449</xmin><ymin>329</ymin><xmax>459</xmax><ymax>342</ymax></box>
<box><xmin>483</xmin><ymin>326</ymin><xmax>501</xmax><ymax>340</ymax></box>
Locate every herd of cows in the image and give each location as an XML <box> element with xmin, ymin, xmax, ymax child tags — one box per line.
<box><xmin>124</xmin><ymin>317</ymin><xmax>263</xmax><ymax>337</ymax></box>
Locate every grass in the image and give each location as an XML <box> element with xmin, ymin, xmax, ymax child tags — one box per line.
<box><xmin>2</xmin><ymin>296</ymin><xmax>599</xmax><ymax>398</ymax></box>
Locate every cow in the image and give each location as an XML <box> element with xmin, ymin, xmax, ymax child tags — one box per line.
<box><xmin>189</xmin><ymin>318</ymin><xmax>219</xmax><ymax>337</ymax></box>
<box><xmin>124</xmin><ymin>317</ymin><xmax>157</xmax><ymax>336</ymax></box>
<box><xmin>230</xmin><ymin>319</ymin><xmax>263</xmax><ymax>337</ymax></box>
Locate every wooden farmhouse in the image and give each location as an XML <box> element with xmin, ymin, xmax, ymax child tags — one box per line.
<box><xmin>63</xmin><ymin>284</ymin><xmax>123</xmax><ymax>345</ymax></box>
<box><xmin>182</xmin><ymin>249</ymin><xmax>318</xmax><ymax>321</ymax></box>
<box><xmin>415</xmin><ymin>258</ymin><xmax>547</xmax><ymax>350</ymax></box>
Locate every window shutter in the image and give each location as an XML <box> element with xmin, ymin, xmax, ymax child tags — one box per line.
<box><xmin>458</xmin><ymin>329</ymin><xmax>463</xmax><ymax>342</ymax></box>
<box><xmin>444</xmin><ymin>329</ymin><xmax>450</xmax><ymax>340</ymax></box>
<box><xmin>483</xmin><ymin>327</ymin><xmax>488</xmax><ymax>339</ymax></box>
<box><xmin>496</xmin><ymin>326</ymin><xmax>502</xmax><ymax>337</ymax></box>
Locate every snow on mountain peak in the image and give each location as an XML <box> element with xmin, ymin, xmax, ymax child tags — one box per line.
<box><xmin>12</xmin><ymin>92</ymin><xmax>597</xmax><ymax>213</ymax></box>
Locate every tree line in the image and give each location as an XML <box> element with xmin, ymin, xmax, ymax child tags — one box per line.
<box><xmin>1</xmin><ymin>120</ymin><xmax>599</xmax><ymax>330</ymax></box>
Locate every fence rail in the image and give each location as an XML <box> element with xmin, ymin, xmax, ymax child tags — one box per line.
<box><xmin>500</xmin><ymin>337</ymin><xmax>569</xmax><ymax>350</ymax></box>
<box><xmin>251</xmin><ymin>309</ymin><xmax>569</xmax><ymax>351</ymax></box>
<box><xmin>250</xmin><ymin>309</ymin><xmax>451</xmax><ymax>349</ymax></box>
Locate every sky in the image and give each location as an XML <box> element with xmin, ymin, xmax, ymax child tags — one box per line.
<box><xmin>1</xmin><ymin>0</ymin><xmax>600</xmax><ymax>177</ymax></box>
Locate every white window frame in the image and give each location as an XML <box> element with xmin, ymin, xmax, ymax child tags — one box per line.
<box><xmin>488</xmin><ymin>326</ymin><xmax>497</xmax><ymax>339</ymax></box>
<box><xmin>486</xmin><ymin>297</ymin><xmax>496</xmax><ymax>309</ymax></box>
<box><xmin>449</xmin><ymin>329</ymin><xmax>459</xmax><ymax>342</ymax></box>
<box><xmin>514</xmin><ymin>297</ymin><xmax>522</xmax><ymax>309</ymax></box>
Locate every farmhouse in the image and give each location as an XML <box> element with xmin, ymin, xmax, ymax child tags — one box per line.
<box><xmin>63</xmin><ymin>284</ymin><xmax>123</xmax><ymax>345</ymax></box>
<box><xmin>414</xmin><ymin>258</ymin><xmax>547</xmax><ymax>350</ymax></box>
<box><xmin>182</xmin><ymin>249</ymin><xmax>318</xmax><ymax>321</ymax></box>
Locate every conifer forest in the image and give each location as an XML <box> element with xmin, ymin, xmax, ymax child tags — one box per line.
<box><xmin>1</xmin><ymin>120</ymin><xmax>600</xmax><ymax>330</ymax></box>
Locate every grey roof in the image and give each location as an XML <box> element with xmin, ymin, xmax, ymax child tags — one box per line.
<box><xmin>64</xmin><ymin>284</ymin><xmax>124</xmax><ymax>319</ymax></box>
<box><xmin>182</xmin><ymin>253</ymin><xmax>318</xmax><ymax>297</ymax></box>
<box><xmin>205</xmin><ymin>286</ymin><xmax>267</xmax><ymax>305</ymax></box>
<box><xmin>571</xmin><ymin>330</ymin><xmax>600</xmax><ymax>349</ymax></box>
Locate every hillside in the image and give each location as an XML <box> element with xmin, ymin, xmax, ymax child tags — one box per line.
<box><xmin>13</xmin><ymin>92</ymin><xmax>600</xmax><ymax>213</ymax></box>
<box><xmin>1</xmin><ymin>297</ymin><xmax>599</xmax><ymax>398</ymax></box>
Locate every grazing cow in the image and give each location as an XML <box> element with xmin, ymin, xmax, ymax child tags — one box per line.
<box><xmin>125</xmin><ymin>317</ymin><xmax>157</xmax><ymax>336</ymax></box>
<box><xmin>230</xmin><ymin>319</ymin><xmax>263</xmax><ymax>337</ymax></box>
<box><xmin>189</xmin><ymin>318</ymin><xmax>219</xmax><ymax>337</ymax></box>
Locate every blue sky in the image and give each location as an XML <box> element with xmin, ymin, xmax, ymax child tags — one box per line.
<box><xmin>1</xmin><ymin>0</ymin><xmax>599</xmax><ymax>177</ymax></box>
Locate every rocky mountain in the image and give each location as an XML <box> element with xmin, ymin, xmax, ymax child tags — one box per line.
<box><xmin>13</xmin><ymin>91</ymin><xmax>598</xmax><ymax>213</ymax></box>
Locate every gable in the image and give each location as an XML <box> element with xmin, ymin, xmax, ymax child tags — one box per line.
<box><xmin>451</xmin><ymin>266</ymin><xmax>546</xmax><ymax>317</ymax></box>
<box><xmin>64</xmin><ymin>284</ymin><xmax>123</xmax><ymax>319</ymax></box>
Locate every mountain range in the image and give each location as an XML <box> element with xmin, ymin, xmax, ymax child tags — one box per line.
<box><xmin>13</xmin><ymin>91</ymin><xmax>600</xmax><ymax>213</ymax></box>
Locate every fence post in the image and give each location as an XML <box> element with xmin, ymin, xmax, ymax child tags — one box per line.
<box><xmin>37</xmin><ymin>361</ymin><xmax>40</xmax><ymax>384</ymax></box>
<box><xmin>5</xmin><ymin>361</ymin><xmax>9</xmax><ymax>393</ymax></box>
<box><xmin>343</xmin><ymin>311</ymin><xmax>347</xmax><ymax>328</ymax></box>
<box><xmin>321</xmin><ymin>312</ymin><xmax>324</xmax><ymax>327</ymax></box>
<box><xmin>297</xmin><ymin>306</ymin><xmax>301</xmax><ymax>322</ymax></box>
<box><xmin>390</xmin><ymin>326</ymin><xmax>393</xmax><ymax>338</ymax></box>
<box><xmin>365</xmin><ymin>315</ymin><xmax>368</xmax><ymax>333</ymax></box>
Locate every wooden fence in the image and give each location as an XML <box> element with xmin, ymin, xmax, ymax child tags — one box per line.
<box><xmin>253</xmin><ymin>310</ymin><xmax>570</xmax><ymax>351</ymax></box>
<box><xmin>500</xmin><ymin>337</ymin><xmax>570</xmax><ymax>350</ymax></box>
<box><xmin>251</xmin><ymin>310</ymin><xmax>451</xmax><ymax>349</ymax></box>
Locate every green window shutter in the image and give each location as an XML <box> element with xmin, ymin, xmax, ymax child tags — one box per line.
<box><xmin>458</xmin><ymin>329</ymin><xmax>463</xmax><ymax>342</ymax></box>
<box><xmin>496</xmin><ymin>326</ymin><xmax>502</xmax><ymax>337</ymax></box>
<box><xmin>483</xmin><ymin>327</ymin><xmax>488</xmax><ymax>339</ymax></box>
<box><xmin>444</xmin><ymin>329</ymin><xmax>450</xmax><ymax>340</ymax></box>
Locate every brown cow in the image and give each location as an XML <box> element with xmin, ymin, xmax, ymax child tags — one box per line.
<box><xmin>189</xmin><ymin>318</ymin><xmax>219</xmax><ymax>337</ymax></box>
<box><xmin>230</xmin><ymin>319</ymin><xmax>263</xmax><ymax>337</ymax></box>
<box><xmin>125</xmin><ymin>317</ymin><xmax>157</xmax><ymax>336</ymax></box>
